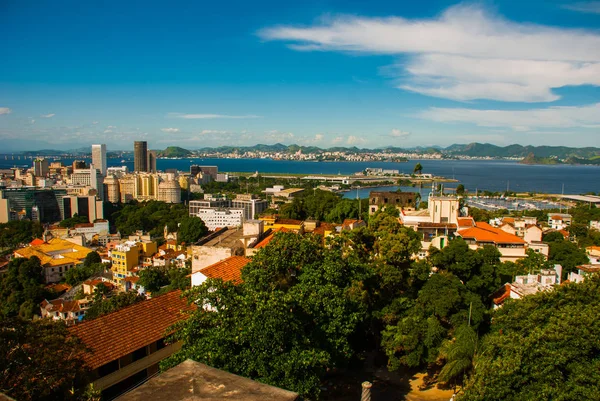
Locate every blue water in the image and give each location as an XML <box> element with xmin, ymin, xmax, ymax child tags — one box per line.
<box><xmin>1</xmin><ymin>156</ymin><xmax>598</xmax><ymax>195</ymax></box>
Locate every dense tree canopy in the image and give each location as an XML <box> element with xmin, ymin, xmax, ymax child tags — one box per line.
<box><xmin>176</xmin><ymin>216</ymin><xmax>208</xmax><ymax>245</ymax></box>
<box><xmin>0</xmin><ymin>317</ymin><xmax>88</xmax><ymax>401</ymax></box>
<box><xmin>111</xmin><ymin>201</ymin><xmax>188</xmax><ymax>237</ymax></box>
<box><xmin>164</xmin><ymin>232</ymin><xmax>373</xmax><ymax>399</ymax></box>
<box><xmin>460</xmin><ymin>277</ymin><xmax>600</xmax><ymax>401</ymax></box>
<box><xmin>0</xmin><ymin>257</ymin><xmax>49</xmax><ymax>319</ymax></box>
<box><xmin>59</xmin><ymin>214</ymin><xmax>89</xmax><ymax>228</ymax></box>
<box><xmin>278</xmin><ymin>189</ymin><xmax>368</xmax><ymax>223</ymax></box>
<box><xmin>84</xmin><ymin>291</ymin><xmax>145</xmax><ymax>320</ymax></box>
<box><xmin>0</xmin><ymin>220</ymin><xmax>44</xmax><ymax>250</ymax></box>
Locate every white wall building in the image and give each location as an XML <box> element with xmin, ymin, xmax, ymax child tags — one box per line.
<box><xmin>91</xmin><ymin>144</ymin><xmax>107</xmax><ymax>176</ymax></box>
<box><xmin>192</xmin><ymin>208</ymin><xmax>244</xmax><ymax>231</ymax></box>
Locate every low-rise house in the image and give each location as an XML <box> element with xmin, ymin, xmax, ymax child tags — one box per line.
<box><xmin>491</xmin><ymin>265</ymin><xmax>562</xmax><ymax>309</ymax></box>
<box><xmin>191</xmin><ymin>255</ymin><xmax>250</xmax><ymax>287</ymax></box>
<box><xmin>368</xmin><ymin>191</ymin><xmax>418</xmax><ymax>215</ymax></box>
<box><xmin>548</xmin><ymin>213</ymin><xmax>572</xmax><ymax>230</ymax></box>
<box><xmin>341</xmin><ymin>219</ymin><xmax>366</xmax><ymax>231</ymax></box>
<box><xmin>568</xmin><ymin>264</ymin><xmax>600</xmax><ymax>283</ymax></box>
<box><xmin>590</xmin><ymin>221</ymin><xmax>600</xmax><ymax>231</ymax></box>
<box><xmin>456</xmin><ymin>222</ymin><xmax>527</xmax><ymax>262</ymax></box>
<box><xmin>586</xmin><ymin>246</ymin><xmax>600</xmax><ymax>265</ymax></box>
<box><xmin>82</xmin><ymin>278</ymin><xmax>115</xmax><ymax>295</ymax></box>
<box><xmin>14</xmin><ymin>238</ymin><xmax>92</xmax><ymax>283</ymax></box>
<box><xmin>68</xmin><ymin>290</ymin><xmax>194</xmax><ymax>399</ymax></box>
<box><xmin>40</xmin><ymin>298</ymin><xmax>90</xmax><ymax>323</ymax></box>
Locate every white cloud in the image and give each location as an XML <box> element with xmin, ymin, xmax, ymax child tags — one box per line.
<box><xmin>259</xmin><ymin>4</ymin><xmax>600</xmax><ymax>102</ymax></box>
<box><xmin>106</xmin><ymin>125</ymin><xmax>116</xmax><ymax>129</ymax></box>
<box><xmin>0</xmin><ymin>107</ymin><xmax>11</xmax><ymax>115</ymax></box>
<box><xmin>161</xmin><ymin>128</ymin><xmax>180</xmax><ymax>133</ymax></box>
<box><xmin>563</xmin><ymin>1</ymin><xmax>600</xmax><ymax>14</ymax></box>
<box><xmin>347</xmin><ymin>135</ymin><xmax>367</xmax><ymax>145</ymax></box>
<box><xmin>419</xmin><ymin>103</ymin><xmax>600</xmax><ymax>131</ymax></box>
<box><xmin>168</xmin><ymin>113</ymin><xmax>261</xmax><ymax>119</ymax></box>
<box><xmin>40</xmin><ymin>113</ymin><xmax>55</xmax><ymax>118</ymax></box>
<box><xmin>390</xmin><ymin>129</ymin><xmax>411</xmax><ymax>138</ymax></box>
<box><xmin>104</xmin><ymin>130</ymin><xmax>113</xmax><ymax>133</ymax></box>
<box><xmin>92</xmin><ymin>121</ymin><xmax>99</xmax><ymax>125</ymax></box>
<box><xmin>263</xmin><ymin>130</ymin><xmax>294</xmax><ymax>142</ymax></box>
<box><xmin>315</xmin><ymin>133</ymin><xmax>324</xmax><ymax>141</ymax></box>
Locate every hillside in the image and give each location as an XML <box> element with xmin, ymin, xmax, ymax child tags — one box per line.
<box><xmin>519</xmin><ymin>152</ymin><xmax>562</xmax><ymax>165</ymax></box>
<box><xmin>158</xmin><ymin>146</ymin><xmax>192</xmax><ymax>157</ymax></box>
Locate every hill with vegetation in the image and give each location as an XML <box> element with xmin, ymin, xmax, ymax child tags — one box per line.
<box><xmin>158</xmin><ymin>146</ymin><xmax>192</xmax><ymax>157</ymax></box>
<box><xmin>519</xmin><ymin>152</ymin><xmax>562</xmax><ymax>165</ymax></box>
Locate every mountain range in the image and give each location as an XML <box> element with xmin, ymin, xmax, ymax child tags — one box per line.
<box><xmin>9</xmin><ymin>143</ymin><xmax>600</xmax><ymax>162</ymax></box>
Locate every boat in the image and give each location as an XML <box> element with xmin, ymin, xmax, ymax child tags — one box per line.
<box><xmin>120</xmin><ymin>159</ymin><xmax>126</xmax><ymax>163</ymax></box>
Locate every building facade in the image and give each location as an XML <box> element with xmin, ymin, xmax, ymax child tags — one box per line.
<box><xmin>92</xmin><ymin>144</ymin><xmax>107</xmax><ymax>176</ymax></box>
<box><xmin>134</xmin><ymin>141</ymin><xmax>148</xmax><ymax>172</ymax></box>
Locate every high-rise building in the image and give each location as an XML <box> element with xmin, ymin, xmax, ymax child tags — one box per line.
<box><xmin>62</xmin><ymin>195</ymin><xmax>104</xmax><ymax>221</ymax></box>
<box><xmin>134</xmin><ymin>141</ymin><xmax>148</xmax><ymax>172</ymax></box>
<box><xmin>91</xmin><ymin>144</ymin><xmax>107</xmax><ymax>176</ymax></box>
<box><xmin>33</xmin><ymin>158</ymin><xmax>49</xmax><ymax>177</ymax></box>
<box><xmin>71</xmin><ymin>166</ymin><xmax>104</xmax><ymax>200</ymax></box>
<box><xmin>104</xmin><ymin>174</ymin><xmax>120</xmax><ymax>203</ymax></box>
<box><xmin>158</xmin><ymin>179</ymin><xmax>181</xmax><ymax>204</ymax></box>
<box><xmin>231</xmin><ymin>194</ymin><xmax>269</xmax><ymax>220</ymax></box>
<box><xmin>147</xmin><ymin>150</ymin><xmax>157</xmax><ymax>173</ymax></box>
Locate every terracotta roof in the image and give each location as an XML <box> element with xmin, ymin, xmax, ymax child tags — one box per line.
<box><xmin>74</xmin><ymin>223</ymin><xmax>94</xmax><ymax>228</ymax></box>
<box><xmin>123</xmin><ymin>276</ymin><xmax>140</xmax><ymax>283</ymax></box>
<box><xmin>313</xmin><ymin>223</ymin><xmax>337</xmax><ymax>236</ymax></box>
<box><xmin>457</xmin><ymin>217</ymin><xmax>475</xmax><ymax>228</ymax></box>
<box><xmin>274</xmin><ymin>219</ymin><xmax>303</xmax><ymax>226</ymax></box>
<box><xmin>200</xmin><ymin>256</ymin><xmax>251</xmax><ymax>285</ymax></box>
<box><xmin>30</xmin><ymin>238</ymin><xmax>46</xmax><ymax>246</ymax></box>
<box><xmin>551</xmin><ymin>215</ymin><xmax>564</xmax><ymax>220</ymax></box>
<box><xmin>491</xmin><ymin>284</ymin><xmax>512</xmax><ymax>306</ymax></box>
<box><xmin>457</xmin><ymin>222</ymin><xmax>525</xmax><ymax>244</ymax></box>
<box><xmin>254</xmin><ymin>227</ymin><xmax>291</xmax><ymax>249</ymax></box>
<box><xmin>68</xmin><ymin>290</ymin><xmax>194</xmax><ymax>370</ymax></box>
<box><xmin>417</xmin><ymin>222</ymin><xmax>458</xmax><ymax>229</ymax></box>
<box><xmin>502</xmin><ymin>217</ymin><xmax>515</xmax><ymax>224</ymax></box>
<box><xmin>559</xmin><ymin>230</ymin><xmax>569</xmax><ymax>237</ymax></box>
<box><xmin>41</xmin><ymin>298</ymin><xmax>85</xmax><ymax>313</ymax></box>
<box><xmin>47</xmin><ymin>283</ymin><xmax>72</xmax><ymax>293</ymax></box>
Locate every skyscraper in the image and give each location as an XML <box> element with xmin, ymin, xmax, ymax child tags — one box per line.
<box><xmin>147</xmin><ymin>150</ymin><xmax>157</xmax><ymax>173</ymax></box>
<box><xmin>134</xmin><ymin>141</ymin><xmax>148</xmax><ymax>172</ymax></box>
<box><xmin>91</xmin><ymin>144</ymin><xmax>107</xmax><ymax>176</ymax></box>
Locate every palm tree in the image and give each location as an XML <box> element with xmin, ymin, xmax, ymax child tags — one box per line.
<box><xmin>414</xmin><ymin>163</ymin><xmax>423</xmax><ymax>175</ymax></box>
<box><xmin>438</xmin><ymin>324</ymin><xmax>478</xmax><ymax>389</ymax></box>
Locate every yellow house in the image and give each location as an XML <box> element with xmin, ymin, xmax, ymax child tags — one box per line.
<box><xmin>14</xmin><ymin>238</ymin><xmax>91</xmax><ymax>283</ymax></box>
<box><xmin>111</xmin><ymin>242</ymin><xmax>141</xmax><ymax>284</ymax></box>
<box><xmin>271</xmin><ymin>218</ymin><xmax>304</xmax><ymax>233</ymax></box>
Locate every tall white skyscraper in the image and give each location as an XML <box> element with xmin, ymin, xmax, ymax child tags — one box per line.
<box><xmin>91</xmin><ymin>144</ymin><xmax>107</xmax><ymax>176</ymax></box>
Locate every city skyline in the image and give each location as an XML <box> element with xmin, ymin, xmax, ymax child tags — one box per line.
<box><xmin>1</xmin><ymin>0</ymin><xmax>600</xmax><ymax>151</ymax></box>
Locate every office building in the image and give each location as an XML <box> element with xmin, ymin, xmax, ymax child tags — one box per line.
<box><xmin>62</xmin><ymin>195</ymin><xmax>104</xmax><ymax>222</ymax></box>
<box><xmin>73</xmin><ymin>160</ymin><xmax>87</xmax><ymax>170</ymax></box>
<box><xmin>134</xmin><ymin>141</ymin><xmax>148</xmax><ymax>172</ymax></box>
<box><xmin>231</xmin><ymin>194</ymin><xmax>269</xmax><ymax>220</ymax></box>
<box><xmin>71</xmin><ymin>167</ymin><xmax>104</xmax><ymax>200</ymax></box>
<box><xmin>104</xmin><ymin>174</ymin><xmax>120</xmax><ymax>203</ymax></box>
<box><xmin>157</xmin><ymin>179</ymin><xmax>181</xmax><ymax>203</ymax></box>
<box><xmin>0</xmin><ymin>188</ymin><xmax>67</xmax><ymax>223</ymax></box>
<box><xmin>192</xmin><ymin>208</ymin><xmax>244</xmax><ymax>231</ymax></box>
<box><xmin>91</xmin><ymin>144</ymin><xmax>107</xmax><ymax>176</ymax></box>
<box><xmin>33</xmin><ymin>158</ymin><xmax>49</xmax><ymax>177</ymax></box>
<box><xmin>147</xmin><ymin>150</ymin><xmax>157</xmax><ymax>173</ymax></box>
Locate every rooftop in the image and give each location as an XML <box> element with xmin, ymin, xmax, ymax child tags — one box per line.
<box><xmin>68</xmin><ymin>290</ymin><xmax>194</xmax><ymax>370</ymax></box>
<box><xmin>14</xmin><ymin>238</ymin><xmax>92</xmax><ymax>267</ymax></box>
<box><xmin>198</xmin><ymin>227</ymin><xmax>245</xmax><ymax>248</ymax></box>
<box><xmin>200</xmin><ymin>256</ymin><xmax>251</xmax><ymax>285</ymax></box>
<box><xmin>457</xmin><ymin>222</ymin><xmax>526</xmax><ymax>244</ymax></box>
<box><xmin>115</xmin><ymin>359</ymin><xmax>299</xmax><ymax>401</ymax></box>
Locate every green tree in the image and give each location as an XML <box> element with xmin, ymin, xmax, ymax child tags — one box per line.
<box><xmin>542</xmin><ymin>230</ymin><xmax>565</xmax><ymax>242</ymax></box>
<box><xmin>83</xmin><ymin>251</ymin><xmax>101</xmax><ymax>267</ymax></box>
<box><xmin>163</xmin><ymin>233</ymin><xmax>372</xmax><ymax>399</ymax></box>
<box><xmin>460</xmin><ymin>277</ymin><xmax>600</xmax><ymax>401</ymax></box>
<box><xmin>456</xmin><ymin>184</ymin><xmax>466</xmax><ymax>196</ymax></box>
<box><xmin>0</xmin><ymin>220</ymin><xmax>44</xmax><ymax>249</ymax></box>
<box><xmin>138</xmin><ymin>268</ymin><xmax>169</xmax><ymax>293</ymax></box>
<box><xmin>438</xmin><ymin>324</ymin><xmax>478</xmax><ymax>386</ymax></box>
<box><xmin>414</xmin><ymin>163</ymin><xmax>423</xmax><ymax>174</ymax></box>
<box><xmin>177</xmin><ymin>216</ymin><xmax>208</xmax><ymax>245</ymax></box>
<box><xmin>548</xmin><ymin>239</ymin><xmax>589</xmax><ymax>278</ymax></box>
<box><xmin>59</xmin><ymin>214</ymin><xmax>89</xmax><ymax>228</ymax></box>
<box><xmin>0</xmin><ymin>256</ymin><xmax>48</xmax><ymax>319</ymax></box>
<box><xmin>84</xmin><ymin>292</ymin><xmax>145</xmax><ymax>320</ymax></box>
<box><xmin>0</xmin><ymin>317</ymin><xmax>88</xmax><ymax>401</ymax></box>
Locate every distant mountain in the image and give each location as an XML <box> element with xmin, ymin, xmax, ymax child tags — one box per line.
<box><xmin>444</xmin><ymin>143</ymin><xmax>600</xmax><ymax>159</ymax></box>
<box><xmin>520</xmin><ymin>152</ymin><xmax>562</xmax><ymax>165</ymax></box>
<box><xmin>158</xmin><ymin>146</ymin><xmax>192</xmax><ymax>158</ymax></box>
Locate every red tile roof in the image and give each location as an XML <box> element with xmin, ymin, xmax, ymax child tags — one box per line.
<box><xmin>254</xmin><ymin>228</ymin><xmax>290</xmax><ymax>249</ymax></box>
<box><xmin>30</xmin><ymin>238</ymin><xmax>45</xmax><ymax>246</ymax></box>
<box><xmin>200</xmin><ymin>256</ymin><xmax>250</xmax><ymax>285</ymax></box>
<box><xmin>457</xmin><ymin>217</ymin><xmax>475</xmax><ymax>228</ymax></box>
<box><xmin>491</xmin><ymin>284</ymin><xmax>512</xmax><ymax>306</ymax></box>
<box><xmin>68</xmin><ymin>290</ymin><xmax>194</xmax><ymax>370</ymax></box>
<box><xmin>274</xmin><ymin>219</ymin><xmax>303</xmax><ymax>225</ymax></box>
<box><xmin>457</xmin><ymin>222</ymin><xmax>525</xmax><ymax>244</ymax></box>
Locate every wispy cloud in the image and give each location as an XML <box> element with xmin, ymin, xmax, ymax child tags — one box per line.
<box><xmin>390</xmin><ymin>129</ymin><xmax>411</xmax><ymax>139</ymax></box>
<box><xmin>259</xmin><ymin>4</ymin><xmax>600</xmax><ymax>102</ymax></box>
<box><xmin>161</xmin><ymin>127</ymin><xmax>180</xmax><ymax>133</ymax></box>
<box><xmin>40</xmin><ymin>113</ymin><xmax>55</xmax><ymax>118</ymax></box>
<box><xmin>0</xmin><ymin>107</ymin><xmax>11</xmax><ymax>115</ymax></box>
<box><xmin>563</xmin><ymin>1</ymin><xmax>600</xmax><ymax>14</ymax></box>
<box><xmin>168</xmin><ymin>113</ymin><xmax>262</xmax><ymax>119</ymax></box>
<box><xmin>419</xmin><ymin>103</ymin><xmax>600</xmax><ymax>131</ymax></box>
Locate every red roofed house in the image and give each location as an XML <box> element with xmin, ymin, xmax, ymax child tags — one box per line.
<box><xmin>548</xmin><ymin>213</ymin><xmax>572</xmax><ymax>230</ymax></box>
<box><xmin>456</xmin><ymin>221</ymin><xmax>527</xmax><ymax>262</ymax></box>
<box><xmin>191</xmin><ymin>255</ymin><xmax>250</xmax><ymax>287</ymax></box>
<box><xmin>68</xmin><ymin>290</ymin><xmax>194</xmax><ymax>399</ymax></box>
<box><xmin>41</xmin><ymin>298</ymin><xmax>91</xmax><ymax>324</ymax></box>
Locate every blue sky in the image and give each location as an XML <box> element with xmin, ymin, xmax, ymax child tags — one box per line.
<box><xmin>1</xmin><ymin>0</ymin><xmax>599</xmax><ymax>151</ymax></box>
